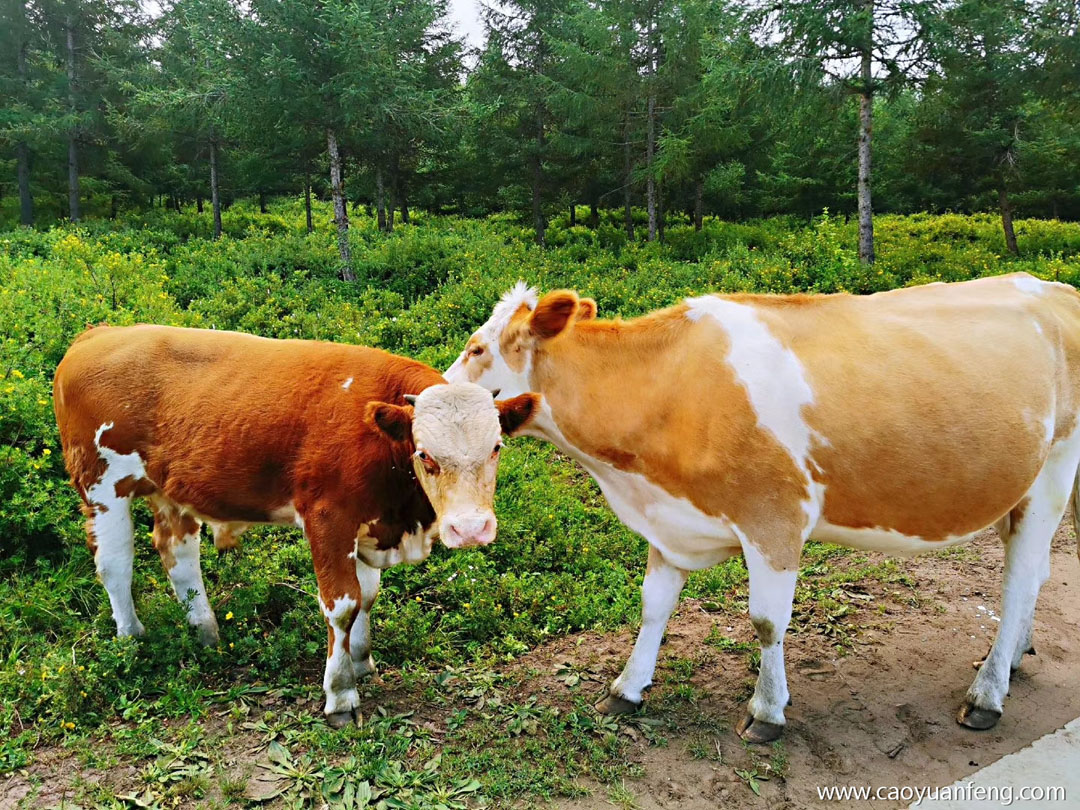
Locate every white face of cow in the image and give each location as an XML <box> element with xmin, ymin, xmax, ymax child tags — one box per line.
<box><xmin>444</xmin><ymin>282</ymin><xmax>596</xmax><ymax>398</ymax></box>
<box><xmin>366</xmin><ymin>382</ymin><xmax>537</xmax><ymax>549</ymax></box>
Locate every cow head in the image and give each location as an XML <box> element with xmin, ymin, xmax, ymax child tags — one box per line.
<box><xmin>366</xmin><ymin>382</ymin><xmax>537</xmax><ymax>549</ymax></box>
<box><xmin>444</xmin><ymin>282</ymin><xmax>596</xmax><ymax>398</ymax></box>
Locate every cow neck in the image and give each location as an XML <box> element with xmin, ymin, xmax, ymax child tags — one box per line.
<box><xmin>528</xmin><ymin>305</ymin><xmax>690</xmax><ymax>457</ymax></box>
<box><xmin>366</xmin><ymin>441</ymin><xmax>436</xmax><ymax>551</ymax></box>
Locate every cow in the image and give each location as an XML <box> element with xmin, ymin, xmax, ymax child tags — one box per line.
<box><xmin>54</xmin><ymin>324</ymin><xmax>537</xmax><ymax>726</ymax></box>
<box><xmin>445</xmin><ymin>273</ymin><xmax>1080</xmax><ymax>743</ymax></box>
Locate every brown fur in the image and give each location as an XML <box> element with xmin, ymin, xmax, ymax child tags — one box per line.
<box><xmin>54</xmin><ymin>324</ymin><xmax>446</xmax><ymax>656</ymax></box>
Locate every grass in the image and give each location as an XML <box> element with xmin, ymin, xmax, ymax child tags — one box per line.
<box><xmin>2</xmin><ymin>201</ymin><xmax>1078</xmax><ymax>807</ymax></box>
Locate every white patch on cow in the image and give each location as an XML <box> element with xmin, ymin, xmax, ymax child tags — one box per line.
<box><xmin>165</xmin><ymin>529</ymin><xmax>219</xmax><ymax>646</ymax></box>
<box><xmin>350</xmin><ymin>561</ymin><xmax>381</xmax><ymax>677</ymax></box>
<box><xmin>88</xmin><ymin>422</ymin><xmax>147</xmax><ymax>638</ymax></box>
<box><xmin>812</xmin><ymin>522</ymin><xmax>978</xmax><ymax>556</ymax></box>
<box><xmin>966</xmin><ymin>421</ymin><xmax>1080</xmax><ymax>715</ymax></box>
<box><xmin>411</xmin><ymin>384</ymin><xmax>502</xmax><ymax>545</ymax></box>
<box><xmin>269</xmin><ymin>502</ymin><xmax>305</xmax><ymax>530</ymax></box>
<box><xmin>1034</xmin><ymin>320</ymin><xmax>1044</xmax><ymax>335</ymax></box>
<box><xmin>610</xmin><ymin>550</ymin><xmax>688</xmax><ymax>703</ymax></box>
<box><xmin>685</xmin><ymin>297</ymin><xmax>821</xmax><ymax>531</ymax></box>
<box><xmin>319</xmin><ymin>594</ymin><xmax>360</xmax><ymax>716</ymax></box>
<box><xmin>342</xmin><ymin>377</ymin><xmax>353</xmax><ymax>390</ymax></box>
<box><xmin>1012</xmin><ymin>274</ymin><xmax>1046</xmax><ymax>296</ymax></box>
<box><xmin>1043</xmin><ymin>413</ymin><xmax>1055</xmax><ymax>443</ymax></box>
<box><xmin>355</xmin><ymin>523</ymin><xmax>437</xmax><ymax>569</ymax></box>
<box><xmin>526</xmin><ymin>402</ymin><xmax>741</xmax><ymax>570</ymax></box>
<box><xmin>738</xmin><ymin>534</ymin><xmax>797</xmax><ymax>726</ymax></box>
<box><xmin>445</xmin><ymin>282</ymin><xmax>538</xmax><ymax>398</ymax></box>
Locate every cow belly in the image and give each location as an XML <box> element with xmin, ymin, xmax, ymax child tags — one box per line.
<box><xmin>810</xmin><ymin>522</ymin><xmax>980</xmax><ymax>556</ymax></box>
<box><xmin>582</xmin><ymin>455</ymin><xmax>742</xmax><ymax>570</ymax></box>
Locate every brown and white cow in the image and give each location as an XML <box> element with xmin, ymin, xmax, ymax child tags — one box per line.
<box><xmin>54</xmin><ymin>324</ymin><xmax>536</xmax><ymax>726</ymax></box>
<box><xmin>446</xmin><ymin>273</ymin><xmax>1080</xmax><ymax>742</ymax></box>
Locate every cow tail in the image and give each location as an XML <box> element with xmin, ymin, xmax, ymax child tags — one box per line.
<box><xmin>1072</xmin><ymin>463</ymin><xmax>1080</xmax><ymax>564</ymax></box>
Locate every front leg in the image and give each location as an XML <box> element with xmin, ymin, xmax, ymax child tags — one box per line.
<box><xmin>305</xmin><ymin>509</ymin><xmax>363</xmax><ymax>727</ymax></box>
<box><xmin>736</xmin><ymin>541</ymin><xmax>798</xmax><ymax>743</ymax></box>
<box><xmin>350</xmin><ymin>560</ymin><xmax>382</xmax><ymax>679</ymax></box>
<box><xmin>598</xmin><ymin>545</ymin><xmax>688</xmax><ymax>714</ymax></box>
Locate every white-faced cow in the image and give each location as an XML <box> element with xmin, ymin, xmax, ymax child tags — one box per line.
<box><xmin>445</xmin><ymin>273</ymin><xmax>1080</xmax><ymax>742</ymax></box>
<box><xmin>54</xmin><ymin>325</ymin><xmax>536</xmax><ymax>726</ymax></box>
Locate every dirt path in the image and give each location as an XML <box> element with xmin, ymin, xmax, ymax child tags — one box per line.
<box><xmin>550</xmin><ymin>524</ymin><xmax>1080</xmax><ymax>810</ymax></box>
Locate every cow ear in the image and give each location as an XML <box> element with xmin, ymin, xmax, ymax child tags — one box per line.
<box><xmin>529</xmin><ymin>290</ymin><xmax>580</xmax><ymax>340</ymax></box>
<box><xmin>496</xmin><ymin>393</ymin><xmax>539</xmax><ymax>436</ymax></box>
<box><xmin>365</xmin><ymin>402</ymin><xmax>413</xmax><ymax>443</ymax></box>
<box><xmin>576</xmin><ymin>298</ymin><xmax>597</xmax><ymax>321</ymax></box>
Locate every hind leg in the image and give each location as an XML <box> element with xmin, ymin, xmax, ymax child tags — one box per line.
<box><xmin>151</xmin><ymin>497</ymin><xmax>219</xmax><ymax>647</ymax></box>
<box><xmin>959</xmin><ymin>441</ymin><xmax>1078</xmax><ymax>729</ymax></box>
<box><xmin>86</xmin><ymin>499</ymin><xmax>144</xmax><ymax>638</ymax></box>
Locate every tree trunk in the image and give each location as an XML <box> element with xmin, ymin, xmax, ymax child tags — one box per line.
<box><xmin>259</xmin><ymin>191</ymin><xmax>267</xmax><ymax>214</ymax></box>
<box><xmin>209</xmin><ymin>137</ymin><xmax>222</xmax><ymax>240</ymax></box>
<box><xmin>623</xmin><ymin>115</ymin><xmax>634</xmax><ymax>240</ymax></box>
<box><xmin>196</xmin><ymin>195</ymin><xmax>204</xmax><ymax>213</ymax></box>
<box><xmin>304</xmin><ymin>177</ymin><xmax>313</xmax><ymax>234</ymax></box>
<box><xmin>694</xmin><ymin>178</ymin><xmax>704</xmax><ymax>231</ymax></box>
<box><xmin>590</xmin><ymin>197</ymin><xmax>599</xmax><ymax>228</ymax></box>
<box><xmin>400</xmin><ymin>193</ymin><xmax>410</xmax><ymax>225</ymax></box>
<box><xmin>66</xmin><ymin>15</ymin><xmax>80</xmax><ymax>222</ymax></box>
<box><xmin>569</xmin><ymin>204</ymin><xmax>576</xmax><ymax>227</ymax></box>
<box><xmin>16</xmin><ymin>141</ymin><xmax>32</xmax><ymax>227</ymax></box>
<box><xmin>110</xmin><ymin>194</ymin><xmax>118</xmax><ymax>219</ymax></box>
<box><xmin>16</xmin><ymin>16</ymin><xmax>33</xmax><ymax>226</ymax></box>
<box><xmin>375</xmin><ymin>166</ymin><xmax>387</xmax><ymax>232</ymax></box>
<box><xmin>387</xmin><ymin>162</ymin><xmax>397</xmax><ymax>233</ymax></box>
<box><xmin>327</xmin><ymin>128</ymin><xmax>353</xmax><ymax>280</ymax></box>
<box><xmin>645</xmin><ymin>17</ymin><xmax>658</xmax><ymax>242</ymax></box>
<box><xmin>856</xmin><ymin>15</ymin><xmax>874</xmax><ymax>264</ymax></box>
<box><xmin>999</xmin><ymin>186</ymin><xmax>1019</xmax><ymax>256</ymax></box>
<box><xmin>646</xmin><ymin>93</ymin><xmax>657</xmax><ymax>242</ymax></box>
<box><xmin>656</xmin><ymin>183</ymin><xmax>665</xmax><ymax>243</ymax></box>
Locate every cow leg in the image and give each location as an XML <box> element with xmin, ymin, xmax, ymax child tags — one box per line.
<box><xmin>307</xmin><ymin>513</ymin><xmax>363</xmax><ymax>727</ymax></box>
<box><xmin>349</xmin><ymin>560</ymin><xmax>381</xmax><ymax>679</ymax></box>
<box><xmin>737</xmin><ymin>542</ymin><xmax>797</xmax><ymax>744</ymax></box>
<box><xmin>959</xmin><ymin>470</ymin><xmax>1070</xmax><ymax>729</ymax></box>
<box><xmin>152</xmin><ymin>501</ymin><xmax>219</xmax><ymax>647</ymax></box>
<box><xmin>598</xmin><ymin>545</ymin><xmax>688</xmax><ymax>714</ymax></box>
<box><xmin>86</xmin><ymin>498</ymin><xmax>144</xmax><ymax>639</ymax></box>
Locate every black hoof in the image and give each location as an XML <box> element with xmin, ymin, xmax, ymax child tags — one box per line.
<box><xmin>957</xmin><ymin>703</ymin><xmax>1001</xmax><ymax>730</ymax></box>
<box><xmin>326</xmin><ymin>708</ymin><xmax>360</xmax><ymax>729</ymax></box>
<box><xmin>736</xmin><ymin>711</ymin><xmax>785</xmax><ymax>744</ymax></box>
<box><xmin>595</xmin><ymin>693</ymin><xmax>642</xmax><ymax>715</ymax></box>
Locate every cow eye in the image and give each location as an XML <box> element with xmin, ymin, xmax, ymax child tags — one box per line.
<box><xmin>469</xmin><ymin>345</ymin><xmax>484</xmax><ymax>357</ymax></box>
<box><xmin>415</xmin><ymin>450</ymin><xmax>440</xmax><ymax>474</ymax></box>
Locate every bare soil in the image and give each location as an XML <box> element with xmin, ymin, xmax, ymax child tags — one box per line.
<box><xmin>549</xmin><ymin>522</ymin><xmax>1080</xmax><ymax>810</ymax></box>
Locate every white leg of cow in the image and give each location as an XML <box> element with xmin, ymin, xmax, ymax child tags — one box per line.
<box><xmin>163</xmin><ymin>530</ymin><xmax>219</xmax><ymax>648</ymax></box>
<box><xmin>320</xmin><ymin>593</ymin><xmax>360</xmax><ymax>727</ymax></box>
<box><xmin>960</xmin><ymin>483</ymin><xmax>1065</xmax><ymax>728</ymax></box>
<box><xmin>88</xmin><ymin>499</ymin><xmax>144</xmax><ymax>638</ymax></box>
<box><xmin>598</xmin><ymin>545</ymin><xmax>688</xmax><ymax>714</ymax></box>
<box><xmin>350</xmin><ymin>560</ymin><xmax>381</xmax><ymax>678</ymax></box>
<box><xmin>738</xmin><ymin>541</ymin><xmax>798</xmax><ymax>743</ymax></box>
<box><xmin>307</xmin><ymin>513</ymin><xmax>363</xmax><ymax>727</ymax></box>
